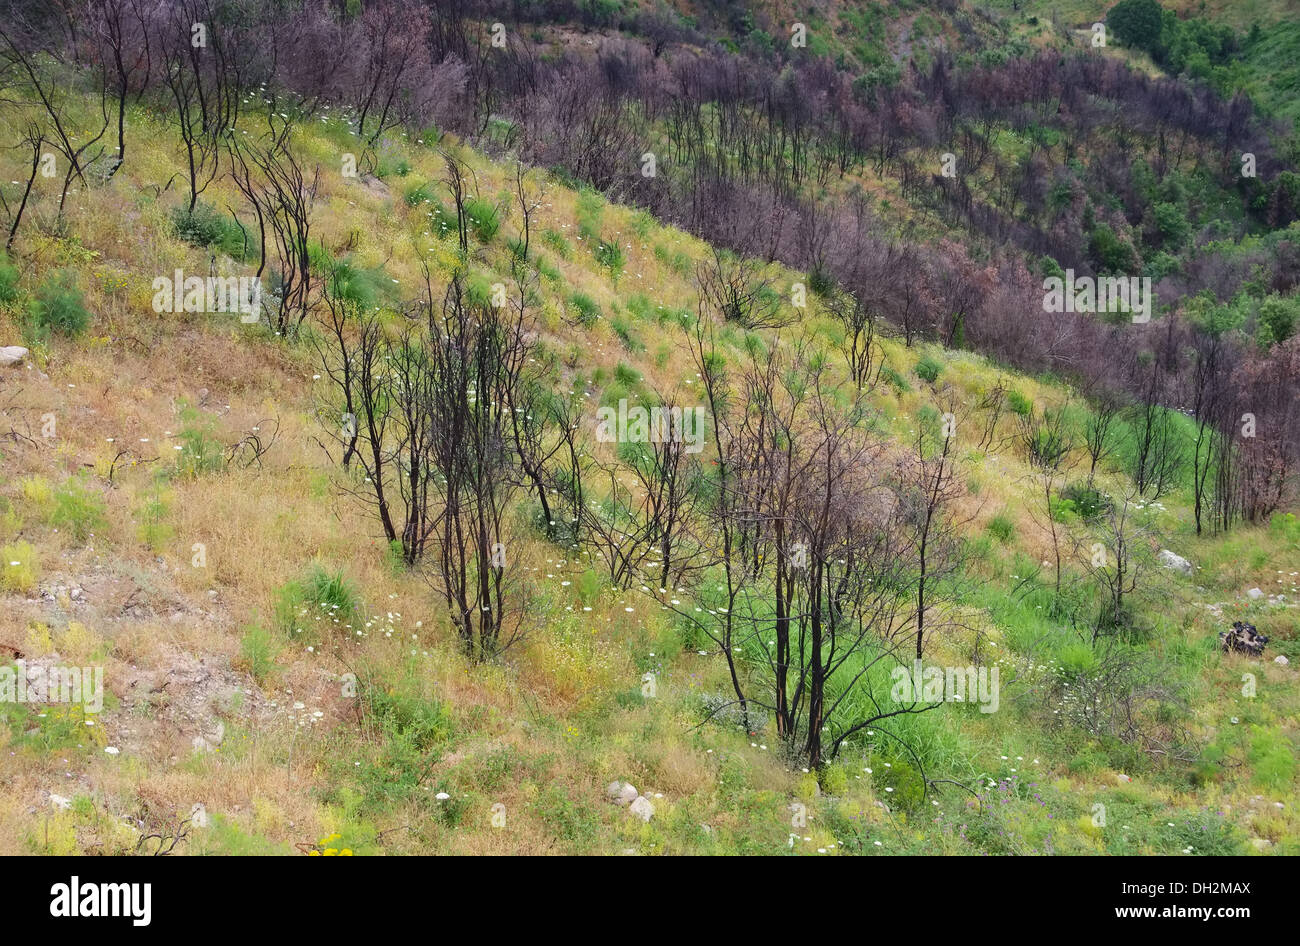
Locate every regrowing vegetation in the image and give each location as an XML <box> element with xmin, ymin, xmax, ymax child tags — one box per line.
<box><xmin>0</xmin><ymin>0</ymin><xmax>1296</xmax><ymax>857</ymax></box>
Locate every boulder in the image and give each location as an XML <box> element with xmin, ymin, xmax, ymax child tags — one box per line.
<box><xmin>1246</xmin><ymin>587</ymin><xmax>1264</xmax><ymax>600</ymax></box>
<box><xmin>606</xmin><ymin>780</ymin><xmax>638</xmax><ymax>807</ymax></box>
<box><xmin>0</xmin><ymin>346</ymin><xmax>28</xmax><ymax>368</ymax></box>
<box><xmin>1275</xmin><ymin>655</ymin><xmax>1290</xmax><ymax>666</ymax></box>
<box><xmin>1157</xmin><ymin>549</ymin><xmax>1193</xmax><ymax>575</ymax></box>
<box><xmin>628</xmin><ymin>796</ymin><xmax>655</xmax><ymax>822</ymax></box>
<box><xmin>1219</xmin><ymin>621</ymin><xmax>1269</xmax><ymax>656</ymax></box>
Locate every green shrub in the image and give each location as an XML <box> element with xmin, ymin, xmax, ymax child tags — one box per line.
<box><xmin>238</xmin><ymin>625</ymin><xmax>281</xmax><ymax>685</ymax></box>
<box><xmin>1024</xmin><ymin>424</ymin><xmax>1068</xmax><ymax>470</ymax></box>
<box><xmin>808</xmin><ymin>265</ymin><xmax>836</xmax><ymax>296</ymax></box>
<box><xmin>0</xmin><ymin>252</ymin><xmax>20</xmax><ymax>305</ymax></box>
<box><xmin>569</xmin><ymin>292</ymin><xmax>600</xmax><ymax>326</ymax></box>
<box><xmin>1006</xmin><ymin>389</ymin><xmax>1033</xmax><ymax>416</ymax></box>
<box><xmin>542</xmin><ymin>228</ymin><xmax>571</xmax><ymax>260</ymax></box>
<box><xmin>1088</xmin><ymin>223</ymin><xmax>1137</xmax><ymax>275</ymax></box>
<box><xmin>1249</xmin><ymin>726</ymin><xmax>1296</xmax><ymax>792</ymax></box>
<box><xmin>610</xmin><ymin>315</ymin><xmax>642</xmax><ymax>351</ymax></box>
<box><xmin>136</xmin><ymin>490</ymin><xmax>174</xmax><ymax>553</ymax></box>
<box><xmin>594</xmin><ymin>239</ymin><xmax>625</xmax><ymax>276</ymax></box>
<box><xmin>1259</xmin><ymin>293</ymin><xmax>1300</xmax><ymax>345</ymax></box>
<box><xmin>325</xmin><ymin>256</ymin><xmax>391</xmax><ymax>309</ymax></box>
<box><xmin>880</xmin><ymin>364</ymin><xmax>910</xmax><ymax>393</ymax></box>
<box><xmin>351</xmin><ymin>679</ymin><xmax>455</xmax><ymax>813</ymax></box>
<box><xmin>170</xmin><ymin>201</ymin><xmax>247</xmax><ymax>260</ymax></box>
<box><xmin>613</xmin><ymin>361</ymin><xmax>641</xmax><ymax>387</ymax></box>
<box><xmin>275</xmin><ymin>563</ymin><xmax>361</xmax><ymax>643</ymax></box>
<box><xmin>986</xmin><ymin>513</ymin><xmax>1015</xmax><ymax>543</ymax></box>
<box><xmin>0</xmin><ymin>540</ymin><xmax>38</xmax><ymax>593</ymax></box>
<box><xmin>1055</xmin><ymin>642</ymin><xmax>1098</xmax><ymax>682</ymax></box>
<box><xmin>172</xmin><ymin>404</ymin><xmax>225</xmax><ymax>478</ymax></box>
<box><xmin>465</xmin><ymin>198</ymin><xmax>500</xmax><ymax>242</ymax></box>
<box><xmin>403</xmin><ymin>182</ymin><xmax>435</xmax><ymax>207</ymax></box>
<box><xmin>915</xmin><ymin>355</ymin><xmax>942</xmax><ymax>383</ymax></box>
<box><xmin>1059</xmin><ymin>482</ymin><xmax>1111</xmax><ymax>522</ymax></box>
<box><xmin>29</xmin><ymin>272</ymin><xmax>90</xmax><ymax>337</ymax></box>
<box><xmin>49</xmin><ymin>476</ymin><xmax>108</xmax><ymax>541</ymax></box>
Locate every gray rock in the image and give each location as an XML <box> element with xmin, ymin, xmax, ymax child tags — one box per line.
<box><xmin>1247</xmin><ymin>587</ymin><xmax>1264</xmax><ymax>600</ymax></box>
<box><xmin>0</xmin><ymin>346</ymin><xmax>29</xmax><ymax>368</ymax></box>
<box><xmin>1275</xmin><ymin>655</ymin><xmax>1290</xmax><ymax>666</ymax></box>
<box><xmin>628</xmin><ymin>796</ymin><xmax>654</xmax><ymax>822</ymax></box>
<box><xmin>191</xmin><ymin>719</ymin><xmax>225</xmax><ymax>752</ymax></box>
<box><xmin>606</xmin><ymin>780</ymin><xmax>638</xmax><ymax>807</ymax></box>
<box><xmin>1157</xmin><ymin>549</ymin><xmax>1193</xmax><ymax>575</ymax></box>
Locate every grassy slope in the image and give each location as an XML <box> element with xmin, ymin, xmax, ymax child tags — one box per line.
<box><xmin>0</xmin><ymin>93</ymin><xmax>1296</xmax><ymax>855</ymax></box>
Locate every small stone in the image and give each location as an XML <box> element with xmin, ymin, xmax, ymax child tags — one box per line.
<box><xmin>1275</xmin><ymin>655</ymin><xmax>1289</xmax><ymax>665</ymax></box>
<box><xmin>1247</xmin><ymin>587</ymin><xmax>1264</xmax><ymax>600</ymax></box>
<box><xmin>628</xmin><ymin>796</ymin><xmax>654</xmax><ymax>822</ymax></box>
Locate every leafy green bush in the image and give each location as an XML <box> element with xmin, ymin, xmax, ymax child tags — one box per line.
<box><xmin>1259</xmin><ymin>293</ymin><xmax>1300</xmax><ymax>345</ymax></box>
<box><xmin>238</xmin><ymin>625</ymin><xmax>281</xmax><ymax>685</ymax></box>
<box><xmin>170</xmin><ymin>201</ymin><xmax>247</xmax><ymax>260</ymax></box>
<box><xmin>1006</xmin><ymin>389</ymin><xmax>1033</xmax><ymax>416</ymax></box>
<box><xmin>50</xmin><ymin>476</ymin><xmax>108</xmax><ymax>541</ymax></box>
<box><xmin>1055</xmin><ymin>642</ymin><xmax>1098</xmax><ymax>683</ymax></box>
<box><xmin>609</xmin><ymin>315</ymin><xmax>642</xmax><ymax>351</ymax></box>
<box><xmin>542</xmin><ymin>228</ymin><xmax>571</xmax><ymax>259</ymax></box>
<box><xmin>915</xmin><ymin>355</ymin><xmax>942</xmax><ymax>383</ymax></box>
<box><xmin>594</xmin><ymin>239</ymin><xmax>625</xmax><ymax>276</ymax></box>
<box><xmin>613</xmin><ymin>361</ymin><xmax>641</xmax><ymax>387</ymax></box>
<box><xmin>0</xmin><ymin>252</ymin><xmax>20</xmax><ymax>305</ymax></box>
<box><xmin>275</xmin><ymin>563</ymin><xmax>361</xmax><ymax>643</ymax></box>
<box><xmin>465</xmin><ymin>197</ymin><xmax>500</xmax><ymax>242</ymax></box>
<box><xmin>1088</xmin><ymin>223</ymin><xmax>1138</xmax><ymax>275</ymax></box>
<box><xmin>403</xmin><ymin>182</ymin><xmax>435</xmax><ymax>207</ymax></box>
<box><xmin>570</xmin><ymin>292</ymin><xmax>600</xmax><ymax>326</ymax></box>
<box><xmin>808</xmin><ymin>265</ymin><xmax>836</xmax><ymax>296</ymax></box>
<box><xmin>880</xmin><ymin>364</ymin><xmax>910</xmax><ymax>393</ymax></box>
<box><xmin>172</xmin><ymin>403</ymin><xmax>225</xmax><ymax>478</ymax></box>
<box><xmin>0</xmin><ymin>540</ymin><xmax>37</xmax><ymax>593</ymax></box>
<box><xmin>1059</xmin><ymin>482</ymin><xmax>1111</xmax><ymax>522</ymax></box>
<box><xmin>325</xmin><ymin>256</ymin><xmax>391</xmax><ymax>309</ymax></box>
<box><xmin>1107</xmin><ymin>0</ymin><xmax>1164</xmax><ymax>54</ymax></box>
<box><xmin>29</xmin><ymin>272</ymin><xmax>90</xmax><ymax>337</ymax></box>
<box><xmin>349</xmin><ymin>678</ymin><xmax>455</xmax><ymax>813</ymax></box>
<box><xmin>986</xmin><ymin>513</ymin><xmax>1015</xmax><ymax>543</ymax></box>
